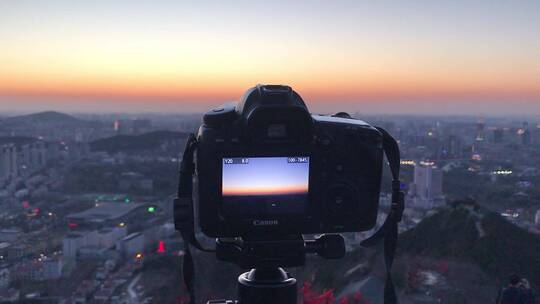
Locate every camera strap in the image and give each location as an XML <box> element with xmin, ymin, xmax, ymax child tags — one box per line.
<box><xmin>174</xmin><ymin>133</ymin><xmax>214</xmax><ymax>304</ymax></box>
<box><xmin>360</xmin><ymin>127</ymin><xmax>405</xmax><ymax>304</ymax></box>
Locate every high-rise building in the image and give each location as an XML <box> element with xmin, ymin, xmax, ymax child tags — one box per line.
<box><xmin>30</xmin><ymin>141</ymin><xmax>47</xmax><ymax>169</ymax></box>
<box><xmin>63</xmin><ymin>232</ymin><xmax>96</xmax><ymax>259</ymax></box>
<box><xmin>493</xmin><ymin>128</ymin><xmax>504</xmax><ymax>143</ymax></box>
<box><xmin>476</xmin><ymin>117</ymin><xmax>485</xmax><ymax>142</ymax></box>
<box><xmin>520</xmin><ymin>122</ymin><xmax>531</xmax><ymax>146</ymax></box>
<box><xmin>18</xmin><ymin>141</ymin><xmax>50</xmax><ymax>177</ymax></box>
<box><xmin>42</xmin><ymin>257</ymin><xmax>63</xmax><ymax>280</ymax></box>
<box><xmin>413</xmin><ymin>163</ymin><xmax>444</xmax><ymax>209</ymax></box>
<box><xmin>113</xmin><ymin>120</ymin><xmax>121</xmax><ymax>133</ymax></box>
<box><xmin>62</xmin><ymin>227</ymin><xmax>127</xmax><ymax>260</ymax></box>
<box><xmin>114</xmin><ymin>119</ymin><xmax>152</xmax><ymax>135</ymax></box>
<box><xmin>0</xmin><ymin>144</ymin><xmax>18</xmax><ymax>182</ymax></box>
<box><xmin>445</xmin><ymin>134</ymin><xmax>464</xmax><ymax>158</ymax></box>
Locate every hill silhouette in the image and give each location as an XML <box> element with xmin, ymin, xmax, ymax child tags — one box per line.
<box><xmin>89</xmin><ymin>130</ymin><xmax>189</xmax><ymax>153</ymax></box>
<box><xmin>1</xmin><ymin>111</ymin><xmax>81</xmax><ymax>125</ymax></box>
<box><xmin>0</xmin><ymin>111</ymin><xmax>97</xmax><ymax>133</ymax></box>
<box><xmin>399</xmin><ymin>201</ymin><xmax>540</xmax><ymax>287</ymax></box>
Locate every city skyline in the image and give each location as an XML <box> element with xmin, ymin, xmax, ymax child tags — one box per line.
<box><xmin>1</xmin><ymin>93</ymin><xmax>540</xmax><ymax>301</ymax></box>
<box><xmin>1</xmin><ymin>1</ymin><xmax>539</xmax><ymax>115</ymax></box>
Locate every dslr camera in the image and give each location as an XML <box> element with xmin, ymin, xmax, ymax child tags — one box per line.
<box><xmin>194</xmin><ymin>84</ymin><xmax>384</xmax><ymax>238</ymax></box>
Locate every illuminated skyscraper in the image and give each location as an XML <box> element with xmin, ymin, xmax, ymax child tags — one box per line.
<box><xmin>476</xmin><ymin>117</ymin><xmax>485</xmax><ymax>142</ymax></box>
<box><xmin>113</xmin><ymin>120</ymin><xmax>120</xmax><ymax>133</ymax></box>
<box><xmin>413</xmin><ymin>163</ymin><xmax>444</xmax><ymax>209</ymax></box>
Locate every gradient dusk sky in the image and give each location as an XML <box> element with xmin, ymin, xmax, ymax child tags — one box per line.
<box><xmin>1</xmin><ymin>1</ymin><xmax>539</xmax><ymax>115</ymax></box>
<box><xmin>222</xmin><ymin>157</ymin><xmax>309</xmax><ymax>196</ymax></box>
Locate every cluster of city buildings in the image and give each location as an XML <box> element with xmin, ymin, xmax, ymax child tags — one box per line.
<box><xmin>1</xmin><ymin>110</ymin><xmax>539</xmax><ymax>302</ymax></box>
<box><xmin>0</xmin><ymin>112</ymin><xmax>199</xmax><ymax>302</ymax></box>
<box><xmin>0</xmin><ymin>198</ymin><xmax>179</xmax><ymax>303</ymax></box>
<box><xmin>373</xmin><ymin>115</ymin><xmax>540</xmax><ymax>234</ymax></box>
<box><xmin>62</xmin><ymin>201</ymin><xmax>174</xmax><ymax>262</ymax></box>
<box><xmin>0</xmin><ymin>139</ymin><xmax>89</xmax><ymax>191</ymax></box>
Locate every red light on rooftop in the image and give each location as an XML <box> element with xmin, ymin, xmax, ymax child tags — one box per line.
<box><xmin>157</xmin><ymin>240</ymin><xmax>166</xmax><ymax>253</ymax></box>
<box><xmin>68</xmin><ymin>222</ymin><xmax>78</xmax><ymax>229</ymax></box>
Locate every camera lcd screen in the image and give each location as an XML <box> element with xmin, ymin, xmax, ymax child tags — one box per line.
<box><xmin>222</xmin><ymin>156</ymin><xmax>309</xmax><ymax>216</ymax></box>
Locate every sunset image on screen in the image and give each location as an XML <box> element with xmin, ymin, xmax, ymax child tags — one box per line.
<box><xmin>222</xmin><ymin>157</ymin><xmax>309</xmax><ymax>196</ymax></box>
<box><xmin>223</xmin><ymin>185</ymin><xmax>308</xmax><ymax>196</ymax></box>
<box><xmin>222</xmin><ymin>157</ymin><xmax>309</xmax><ymax>215</ymax></box>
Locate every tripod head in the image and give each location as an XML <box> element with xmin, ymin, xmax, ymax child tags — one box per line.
<box><xmin>209</xmin><ymin>234</ymin><xmax>345</xmax><ymax>304</ymax></box>
<box><xmin>216</xmin><ymin>234</ymin><xmax>345</xmax><ymax>268</ymax></box>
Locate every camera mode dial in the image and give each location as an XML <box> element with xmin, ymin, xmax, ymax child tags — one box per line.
<box><xmin>203</xmin><ymin>103</ymin><xmax>237</xmax><ymax>127</ymax></box>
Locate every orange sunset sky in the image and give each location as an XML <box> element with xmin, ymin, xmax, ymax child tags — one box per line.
<box><xmin>1</xmin><ymin>1</ymin><xmax>539</xmax><ymax>115</ymax></box>
<box><xmin>223</xmin><ymin>186</ymin><xmax>308</xmax><ymax>197</ymax></box>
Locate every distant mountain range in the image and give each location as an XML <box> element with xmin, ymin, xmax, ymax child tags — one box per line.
<box><xmin>89</xmin><ymin>131</ymin><xmax>189</xmax><ymax>153</ymax></box>
<box><xmin>0</xmin><ymin>111</ymin><xmax>94</xmax><ymax>130</ymax></box>
<box><xmin>399</xmin><ymin>201</ymin><xmax>540</xmax><ymax>287</ymax></box>
<box><xmin>1</xmin><ymin>111</ymin><xmax>79</xmax><ymax>123</ymax></box>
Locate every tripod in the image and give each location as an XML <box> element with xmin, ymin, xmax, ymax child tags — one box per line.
<box><xmin>207</xmin><ymin>234</ymin><xmax>345</xmax><ymax>304</ymax></box>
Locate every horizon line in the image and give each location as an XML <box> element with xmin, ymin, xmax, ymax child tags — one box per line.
<box><xmin>2</xmin><ymin>108</ymin><xmax>540</xmax><ymax>119</ymax></box>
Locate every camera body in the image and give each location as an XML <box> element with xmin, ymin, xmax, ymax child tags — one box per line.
<box><xmin>195</xmin><ymin>85</ymin><xmax>384</xmax><ymax>238</ymax></box>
